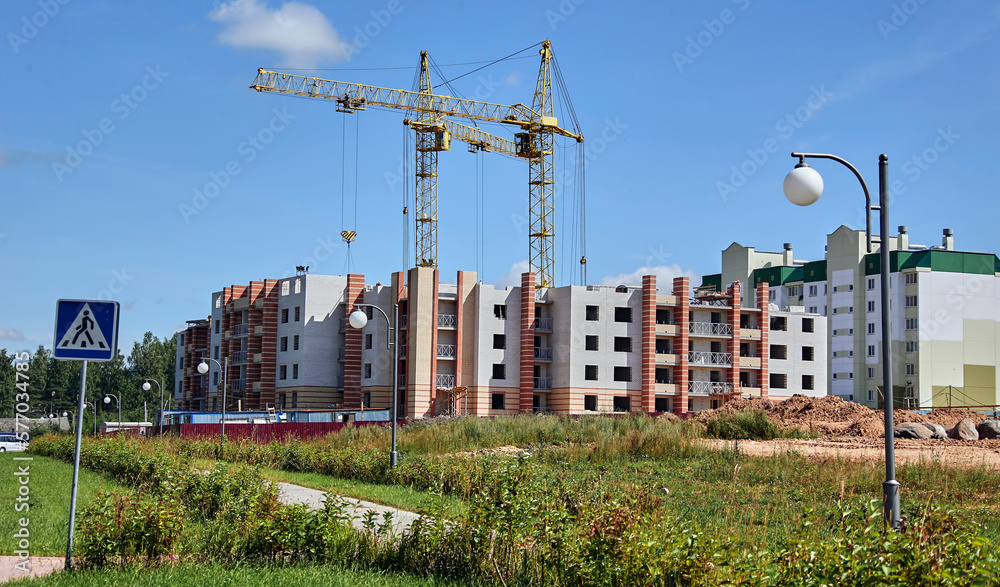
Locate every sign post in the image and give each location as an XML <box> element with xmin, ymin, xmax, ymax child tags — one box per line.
<box><xmin>53</xmin><ymin>299</ymin><xmax>119</xmax><ymax>570</ymax></box>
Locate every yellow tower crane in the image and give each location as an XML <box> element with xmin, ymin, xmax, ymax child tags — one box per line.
<box><xmin>250</xmin><ymin>40</ymin><xmax>583</xmax><ymax>288</ymax></box>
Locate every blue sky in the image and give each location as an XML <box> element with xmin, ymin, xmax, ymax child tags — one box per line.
<box><xmin>3</xmin><ymin>0</ymin><xmax>1000</xmax><ymax>356</ymax></box>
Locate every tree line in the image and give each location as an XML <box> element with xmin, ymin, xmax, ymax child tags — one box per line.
<box><xmin>1</xmin><ymin>331</ymin><xmax>176</xmax><ymax>432</ymax></box>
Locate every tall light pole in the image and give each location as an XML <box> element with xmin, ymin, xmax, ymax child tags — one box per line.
<box><xmin>103</xmin><ymin>393</ymin><xmax>121</xmax><ymax>433</ymax></box>
<box><xmin>784</xmin><ymin>152</ymin><xmax>899</xmax><ymax>528</ymax></box>
<box><xmin>349</xmin><ymin>303</ymin><xmax>400</xmax><ymax>468</ymax></box>
<box><xmin>198</xmin><ymin>356</ymin><xmax>228</xmax><ymax>453</ymax></box>
<box><xmin>142</xmin><ymin>378</ymin><xmax>164</xmax><ymax>427</ymax></box>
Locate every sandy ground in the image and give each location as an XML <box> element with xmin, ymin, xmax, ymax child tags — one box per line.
<box><xmin>0</xmin><ymin>556</ymin><xmax>64</xmax><ymax>584</ymax></box>
<box><xmin>702</xmin><ymin>436</ymin><xmax>1000</xmax><ymax>469</ymax></box>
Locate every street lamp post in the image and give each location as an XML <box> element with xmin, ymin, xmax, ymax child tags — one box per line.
<box><xmin>197</xmin><ymin>356</ymin><xmax>228</xmax><ymax>453</ymax></box>
<box><xmin>349</xmin><ymin>303</ymin><xmax>400</xmax><ymax>468</ymax></box>
<box><xmin>103</xmin><ymin>393</ymin><xmax>121</xmax><ymax>433</ymax></box>
<box><xmin>784</xmin><ymin>152</ymin><xmax>899</xmax><ymax>528</ymax></box>
<box><xmin>142</xmin><ymin>378</ymin><xmax>164</xmax><ymax>427</ymax></box>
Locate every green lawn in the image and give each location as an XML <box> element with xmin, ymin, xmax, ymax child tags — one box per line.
<box><xmin>6</xmin><ymin>564</ymin><xmax>468</xmax><ymax>586</ymax></box>
<box><xmin>0</xmin><ymin>454</ymin><xmax>133</xmax><ymax>556</ymax></box>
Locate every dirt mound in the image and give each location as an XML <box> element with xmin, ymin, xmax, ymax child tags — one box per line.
<box><xmin>699</xmin><ymin>395</ymin><xmax>996</xmax><ymax>440</ymax></box>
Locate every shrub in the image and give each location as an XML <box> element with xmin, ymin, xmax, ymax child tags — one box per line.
<box><xmin>76</xmin><ymin>493</ymin><xmax>184</xmax><ymax>567</ymax></box>
<box><xmin>706</xmin><ymin>409</ymin><xmax>779</xmax><ymax>440</ymax></box>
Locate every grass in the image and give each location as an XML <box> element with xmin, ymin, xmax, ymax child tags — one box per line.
<box><xmin>0</xmin><ymin>454</ymin><xmax>133</xmax><ymax>556</ymax></box>
<box><xmin>6</xmin><ymin>563</ymin><xmax>469</xmax><ymax>586</ymax></box>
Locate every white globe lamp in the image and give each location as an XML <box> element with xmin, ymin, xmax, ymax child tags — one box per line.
<box><xmin>349</xmin><ymin>309</ymin><xmax>368</xmax><ymax>329</ymax></box>
<box><xmin>783</xmin><ymin>162</ymin><xmax>824</xmax><ymax>206</ymax></box>
<box><xmin>197</xmin><ymin>362</ymin><xmax>209</xmax><ymax>374</ymax></box>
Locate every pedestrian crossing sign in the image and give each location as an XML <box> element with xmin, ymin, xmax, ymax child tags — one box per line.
<box><xmin>53</xmin><ymin>299</ymin><xmax>119</xmax><ymax>361</ymax></box>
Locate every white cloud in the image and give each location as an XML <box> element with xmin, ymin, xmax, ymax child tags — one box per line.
<box><xmin>599</xmin><ymin>264</ymin><xmax>697</xmax><ymax>292</ymax></box>
<box><xmin>0</xmin><ymin>327</ymin><xmax>26</xmax><ymax>341</ymax></box>
<box><xmin>492</xmin><ymin>260</ymin><xmax>530</xmax><ymax>288</ymax></box>
<box><xmin>210</xmin><ymin>0</ymin><xmax>351</xmax><ymax>68</ymax></box>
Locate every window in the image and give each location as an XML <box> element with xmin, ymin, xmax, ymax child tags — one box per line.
<box><xmin>214</xmin><ymin>346</ymin><xmax>219</xmax><ymax>360</ymax></box>
<box><xmin>585</xmin><ymin>305</ymin><xmax>599</xmax><ymax>321</ymax></box>
<box><xmin>584</xmin><ymin>395</ymin><xmax>597</xmax><ymax>411</ymax></box>
<box><xmin>655</xmin><ymin>397</ymin><xmax>671</xmax><ymax>412</ymax></box>
<box><xmin>492</xmin><ymin>393</ymin><xmax>505</xmax><ymax>410</ymax></box>
<box><xmin>770</xmin><ymin>345</ymin><xmax>787</xmax><ymax>360</ymax></box>
<box><xmin>365</xmin><ymin>333</ymin><xmax>373</xmax><ymax>350</ymax></box>
<box><xmin>215</xmin><ymin>319</ymin><xmax>220</xmax><ymax>334</ymax></box>
<box><xmin>363</xmin><ymin>393</ymin><xmax>371</xmax><ymax>408</ymax></box>
<box><xmin>364</xmin><ymin>363</ymin><xmax>372</xmax><ymax>378</ymax></box>
<box><xmin>279</xmin><ymin>365</ymin><xmax>287</xmax><ymax>380</ymax></box>
<box><xmin>905</xmin><ymin>295</ymin><xmax>918</xmax><ymax>307</ymax></box>
<box><xmin>770</xmin><ymin>373</ymin><xmax>787</xmax><ymax>389</ymax></box>
<box><xmin>494</xmin><ymin>304</ymin><xmax>507</xmax><ymax>319</ymax></box>
<box><xmin>906</xmin><ymin>318</ymin><xmax>918</xmax><ymax>330</ymax></box>
<box><xmin>613</xmin><ymin>396</ymin><xmax>631</xmax><ymax>412</ymax></box>
<box><xmin>614</xmin><ymin>336</ymin><xmax>632</xmax><ymax>352</ymax></box>
<box><xmin>905</xmin><ymin>273</ymin><xmax>918</xmax><ymax>285</ymax></box>
<box><xmin>365</xmin><ymin>306</ymin><xmax>374</xmax><ymax>319</ymax></box>
<box><xmin>213</xmin><ymin>372</ymin><xmax>219</xmax><ymax>385</ymax></box>
<box><xmin>802</xmin><ymin>318</ymin><xmax>814</xmax><ymax>333</ymax></box>
<box><xmin>613</xmin><ymin>366</ymin><xmax>632</xmax><ymax>382</ymax></box>
<box><xmin>867</xmin><ymin>300</ymin><xmax>876</xmax><ymax>312</ymax></box>
<box><xmin>294</xmin><ymin>278</ymin><xmax>301</xmax><ymax>294</ymax></box>
<box><xmin>278</xmin><ymin>394</ymin><xmax>286</xmax><ymax>410</ymax></box>
<box><xmin>280</xmin><ymin>337</ymin><xmax>288</xmax><ymax>352</ymax></box>
<box><xmin>868</xmin><ymin>323</ymin><xmax>876</xmax><ymax>335</ymax></box>
<box><xmin>802</xmin><ymin>375</ymin><xmax>814</xmax><ymax>390</ymax></box>
<box><xmin>179</xmin><ymin>334</ymin><xmax>185</xmax><ymax>345</ymax></box>
<box><xmin>281</xmin><ymin>309</ymin><xmax>289</xmax><ymax>323</ymax></box>
<box><xmin>585</xmin><ymin>335</ymin><xmax>599</xmax><ymax>351</ymax></box>
<box><xmin>906</xmin><ymin>340</ymin><xmax>918</xmax><ymax>353</ymax></box>
<box><xmin>493</xmin><ymin>334</ymin><xmax>506</xmax><ymax>349</ymax></box>
<box><xmin>868</xmin><ymin>345</ymin><xmax>876</xmax><ymax>357</ymax></box>
<box><xmin>585</xmin><ymin>365</ymin><xmax>598</xmax><ymax>381</ymax></box>
<box><xmin>808</xmin><ymin>285</ymin><xmax>818</xmax><ymax>297</ymax></box>
<box><xmin>868</xmin><ymin>389</ymin><xmax>875</xmax><ymax>402</ymax></box>
<box><xmin>492</xmin><ymin>363</ymin><xmax>506</xmax><ymax>380</ymax></box>
<box><xmin>281</xmin><ymin>281</ymin><xmax>290</xmax><ymax>296</ymax></box>
<box><xmin>867</xmin><ymin>368</ymin><xmax>875</xmax><ymax>380</ymax></box>
<box><xmin>905</xmin><ymin>363</ymin><xmax>917</xmax><ymax>376</ymax></box>
<box><xmin>215</xmin><ymin>295</ymin><xmax>221</xmax><ymax>309</ymax></box>
<box><xmin>292</xmin><ymin>364</ymin><xmax>299</xmax><ymax>379</ymax></box>
<box><xmin>802</xmin><ymin>346</ymin><xmax>814</xmax><ymax>361</ymax></box>
<box><xmin>808</xmin><ymin>306</ymin><xmax>818</xmax><ymax>314</ymax></box>
<box><xmin>294</xmin><ymin>306</ymin><xmax>301</xmax><ymax>321</ymax></box>
<box><xmin>770</xmin><ymin>316</ymin><xmax>787</xmax><ymax>331</ymax></box>
<box><xmin>291</xmin><ymin>393</ymin><xmax>297</xmax><ymax>409</ymax></box>
<box><xmin>867</xmin><ymin>278</ymin><xmax>876</xmax><ymax>290</ymax></box>
<box><xmin>293</xmin><ymin>335</ymin><xmax>299</xmax><ymax>351</ymax></box>
<box><xmin>614</xmin><ymin>307</ymin><xmax>632</xmax><ymax>323</ymax></box>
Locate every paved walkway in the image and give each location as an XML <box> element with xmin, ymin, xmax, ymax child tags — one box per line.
<box><xmin>276</xmin><ymin>482</ymin><xmax>421</xmax><ymax>534</ymax></box>
<box><xmin>0</xmin><ymin>556</ymin><xmax>64</xmax><ymax>584</ymax></box>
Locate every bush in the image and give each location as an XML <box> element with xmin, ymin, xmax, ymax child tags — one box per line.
<box><xmin>706</xmin><ymin>409</ymin><xmax>779</xmax><ymax>440</ymax></box>
<box><xmin>76</xmin><ymin>493</ymin><xmax>184</xmax><ymax>567</ymax></box>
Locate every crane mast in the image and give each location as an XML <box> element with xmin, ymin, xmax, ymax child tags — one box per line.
<box><xmin>250</xmin><ymin>40</ymin><xmax>582</xmax><ymax>287</ymax></box>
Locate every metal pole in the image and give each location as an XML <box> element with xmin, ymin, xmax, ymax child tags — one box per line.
<box><xmin>390</xmin><ymin>303</ymin><xmax>399</xmax><ymax>468</ymax></box>
<box><xmin>221</xmin><ymin>356</ymin><xmax>227</xmax><ymax>453</ymax></box>
<box><xmin>160</xmin><ymin>377</ymin><xmax>165</xmax><ymax>428</ymax></box>
<box><xmin>878</xmin><ymin>153</ymin><xmax>900</xmax><ymax>528</ymax></box>
<box><xmin>66</xmin><ymin>360</ymin><xmax>87</xmax><ymax>569</ymax></box>
<box><xmin>116</xmin><ymin>396</ymin><xmax>121</xmax><ymax>432</ymax></box>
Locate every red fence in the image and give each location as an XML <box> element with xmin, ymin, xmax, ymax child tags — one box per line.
<box><xmin>175</xmin><ymin>420</ymin><xmax>405</xmax><ymax>443</ymax></box>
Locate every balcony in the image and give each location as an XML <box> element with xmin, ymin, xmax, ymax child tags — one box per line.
<box><xmin>655</xmin><ymin>353</ymin><xmax>680</xmax><ymax>365</ymax></box>
<box><xmin>741</xmin><ymin>386</ymin><xmax>762</xmax><ymax>397</ymax></box>
<box><xmin>400</xmin><ymin>344</ymin><xmax>407</xmax><ymax>358</ymax></box>
<box><xmin>656</xmin><ymin>323</ymin><xmax>680</xmax><ymax>336</ymax></box>
<box><xmin>534</xmin><ymin>347</ymin><xmax>553</xmax><ymax>361</ymax></box>
<box><xmin>437</xmin><ymin>344</ymin><xmax>456</xmax><ymax>359</ymax></box>
<box><xmin>400</xmin><ymin>315</ymin><xmax>408</xmax><ymax>329</ymax></box>
<box><xmin>689</xmin><ymin>381</ymin><xmax>733</xmax><ymax>396</ymax></box>
<box><xmin>253</xmin><ymin>324</ymin><xmax>264</xmax><ymax>336</ymax></box>
<box><xmin>741</xmin><ymin>328</ymin><xmax>762</xmax><ymax>340</ymax></box>
<box><xmin>232</xmin><ymin>323</ymin><xmax>249</xmax><ymax>337</ymax></box>
<box><xmin>438</xmin><ymin>313</ymin><xmax>457</xmax><ymax>329</ymax></box>
<box><xmin>689</xmin><ymin>322</ymin><xmax>732</xmax><ymax>336</ymax></box>
<box><xmin>231</xmin><ymin>351</ymin><xmax>248</xmax><ymax>365</ymax></box>
<box><xmin>533</xmin><ymin>317</ymin><xmax>554</xmax><ymax>331</ymax></box>
<box><xmin>534</xmin><ymin>376</ymin><xmax>552</xmax><ymax>390</ymax></box>
<box><xmin>690</xmin><ymin>297</ymin><xmax>731</xmax><ymax>308</ymax></box>
<box><xmin>655</xmin><ymin>383</ymin><xmax>679</xmax><ymax>394</ymax></box>
<box><xmin>230</xmin><ymin>378</ymin><xmax>247</xmax><ymax>393</ymax></box>
<box><xmin>739</xmin><ymin>356</ymin><xmax>761</xmax><ymax>369</ymax></box>
<box><xmin>436</xmin><ymin>374</ymin><xmax>456</xmax><ymax>390</ymax></box>
<box><xmin>688</xmin><ymin>351</ymin><xmax>732</xmax><ymax>366</ymax></box>
<box><xmin>252</xmin><ymin>353</ymin><xmax>263</xmax><ymax>364</ymax></box>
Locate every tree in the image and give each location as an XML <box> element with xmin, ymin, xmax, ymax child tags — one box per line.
<box><xmin>0</xmin><ymin>349</ymin><xmax>17</xmax><ymax>418</ymax></box>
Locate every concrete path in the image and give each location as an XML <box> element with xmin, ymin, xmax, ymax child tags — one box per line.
<box><xmin>0</xmin><ymin>556</ymin><xmax>64</xmax><ymax>584</ymax></box>
<box><xmin>276</xmin><ymin>482</ymin><xmax>421</xmax><ymax>534</ymax></box>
